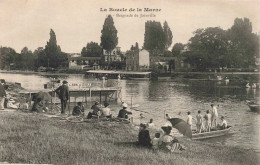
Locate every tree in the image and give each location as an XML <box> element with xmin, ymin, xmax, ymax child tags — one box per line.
<box><xmin>45</xmin><ymin>29</ymin><xmax>67</xmax><ymax>68</ymax></box>
<box><xmin>172</xmin><ymin>43</ymin><xmax>184</xmax><ymax>56</ymax></box>
<box><xmin>186</xmin><ymin>27</ymin><xmax>228</xmax><ymax>70</ymax></box>
<box><xmin>163</xmin><ymin>21</ymin><xmax>173</xmax><ymax>50</ymax></box>
<box><xmin>0</xmin><ymin>47</ymin><xmax>17</xmax><ymax>70</ymax></box>
<box><xmin>227</xmin><ymin>18</ymin><xmax>259</xmax><ymax>68</ymax></box>
<box><xmin>20</xmin><ymin>47</ymin><xmax>35</xmax><ymax>70</ymax></box>
<box><xmin>81</xmin><ymin>42</ymin><xmax>102</xmax><ymax>57</ymax></box>
<box><xmin>100</xmin><ymin>15</ymin><xmax>118</xmax><ymax>63</ymax></box>
<box><xmin>143</xmin><ymin>21</ymin><xmax>165</xmax><ymax>53</ymax></box>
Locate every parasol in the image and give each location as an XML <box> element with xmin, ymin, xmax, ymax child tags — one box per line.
<box><xmin>168</xmin><ymin>118</ymin><xmax>192</xmax><ymax>139</ymax></box>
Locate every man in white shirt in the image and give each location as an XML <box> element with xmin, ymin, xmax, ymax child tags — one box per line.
<box><xmin>147</xmin><ymin>118</ymin><xmax>155</xmax><ymax>127</ymax></box>
<box><xmin>101</xmin><ymin>102</ymin><xmax>111</xmax><ymax>118</ymax></box>
<box><xmin>211</xmin><ymin>104</ymin><xmax>218</xmax><ymax>129</ymax></box>
<box><xmin>187</xmin><ymin>112</ymin><xmax>192</xmax><ymax>130</ymax></box>
<box><xmin>196</xmin><ymin>110</ymin><xmax>203</xmax><ymax>133</ymax></box>
<box><xmin>219</xmin><ymin>116</ymin><xmax>228</xmax><ymax>130</ymax></box>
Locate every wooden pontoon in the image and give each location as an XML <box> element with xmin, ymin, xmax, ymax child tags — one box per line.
<box><xmin>86</xmin><ymin>70</ymin><xmax>152</xmax><ymax>80</ymax></box>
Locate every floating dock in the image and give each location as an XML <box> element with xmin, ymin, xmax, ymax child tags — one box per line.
<box><xmin>19</xmin><ymin>87</ymin><xmax>122</xmax><ymax>104</ymax></box>
<box><xmin>86</xmin><ymin>70</ymin><xmax>151</xmax><ymax>79</ymax></box>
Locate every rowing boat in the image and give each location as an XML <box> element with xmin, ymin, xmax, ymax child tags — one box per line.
<box><xmin>192</xmin><ymin>126</ymin><xmax>232</xmax><ymax>140</ymax></box>
<box><xmin>248</xmin><ymin>104</ymin><xmax>260</xmax><ymax>113</ymax></box>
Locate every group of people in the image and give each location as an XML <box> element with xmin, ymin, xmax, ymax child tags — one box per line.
<box><xmin>137</xmin><ymin>123</ymin><xmax>186</xmax><ymax>152</ymax></box>
<box><xmin>186</xmin><ymin>104</ymin><xmax>228</xmax><ymax>133</ymax></box>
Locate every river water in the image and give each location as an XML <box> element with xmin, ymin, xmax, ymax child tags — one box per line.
<box><xmin>0</xmin><ymin>72</ymin><xmax>259</xmax><ymax>153</ymax></box>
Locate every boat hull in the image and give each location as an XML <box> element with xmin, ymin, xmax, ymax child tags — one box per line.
<box><xmin>248</xmin><ymin>104</ymin><xmax>260</xmax><ymax>113</ymax></box>
<box><xmin>192</xmin><ymin>127</ymin><xmax>231</xmax><ymax>140</ymax></box>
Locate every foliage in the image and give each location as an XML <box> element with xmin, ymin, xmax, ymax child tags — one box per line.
<box><xmin>172</xmin><ymin>43</ymin><xmax>185</xmax><ymax>56</ymax></box>
<box><xmin>227</xmin><ymin>18</ymin><xmax>259</xmax><ymax>68</ymax></box>
<box><xmin>0</xmin><ymin>47</ymin><xmax>18</xmax><ymax>70</ymax></box>
<box><xmin>19</xmin><ymin>47</ymin><xmax>35</xmax><ymax>70</ymax></box>
<box><xmin>186</xmin><ymin>18</ymin><xmax>259</xmax><ymax>71</ymax></box>
<box><xmin>81</xmin><ymin>42</ymin><xmax>102</xmax><ymax>57</ymax></box>
<box><xmin>100</xmin><ymin>15</ymin><xmax>118</xmax><ymax>54</ymax></box>
<box><xmin>44</xmin><ymin>29</ymin><xmax>68</xmax><ymax>68</ymax></box>
<box><xmin>143</xmin><ymin>21</ymin><xmax>165</xmax><ymax>53</ymax></box>
<box><xmin>163</xmin><ymin>21</ymin><xmax>173</xmax><ymax>50</ymax></box>
<box><xmin>186</xmin><ymin>27</ymin><xmax>229</xmax><ymax>70</ymax></box>
<box><xmin>110</xmin><ymin>61</ymin><xmax>125</xmax><ymax>70</ymax></box>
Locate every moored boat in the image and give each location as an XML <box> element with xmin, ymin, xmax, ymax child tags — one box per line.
<box><xmin>192</xmin><ymin>126</ymin><xmax>232</xmax><ymax>140</ymax></box>
<box><xmin>248</xmin><ymin>104</ymin><xmax>260</xmax><ymax>113</ymax></box>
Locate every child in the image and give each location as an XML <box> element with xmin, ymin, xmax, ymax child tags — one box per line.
<box><xmin>151</xmin><ymin>133</ymin><xmax>160</xmax><ymax>150</ymax></box>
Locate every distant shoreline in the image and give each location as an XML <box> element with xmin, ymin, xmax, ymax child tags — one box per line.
<box><xmin>1</xmin><ymin>69</ymin><xmax>259</xmax><ymax>76</ymax></box>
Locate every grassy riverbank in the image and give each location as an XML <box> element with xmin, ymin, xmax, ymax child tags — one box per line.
<box><xmin>0</xmin><ymin>111</ymin><xmax>258</xmax><ymax>165</ymax></box>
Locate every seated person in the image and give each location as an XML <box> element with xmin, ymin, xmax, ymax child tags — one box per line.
<box><xmin>137</xmin><ymin>123</ymin><xmax>152</xmax><ymax>147</ymax></box>
<box><xmin>147</xmin><ymin>118</ymin><xmax>155</xmax><ymax>127</ymax></box>
<box><xmin>31</xmin><ymin>98</ymin><xmax>48</xmax><ymax>113</ymax></box>
<box><xmin>7</xmin><ymin>98</ymin><xmax>19</xmax><ymax>109</ymax></box>
<box><xmin>72</xmin><ymin>102</ymin><xmax>84</xmax><ymax>116</ymax></box>
<box><xmin>151</xmin><ymin>133</ymin><xmax>160</xmax><ymax>150</ymax></box>
<box><xmin>218</xmin><ymin>116</ymin><xmax>228</xmax><ymax>130</ymax></box>
<box><xmin>87</xmin><ymin>101</ymin><xmax>102</xmax><ymax>119</ymax></box>
<box><xmin>159</xmin><ymin>126</ymin><xmax>186</xmax><ymax>152</ymax></box>
<box><xmin>165</xmin><ymin>114</ymin><xmax>171</xmax><ymax>119</ymax></box>
<box><xmin>91</xmin><ymin>101</ymin><xmax>101</xmax><ymax>115</ymax></box>
<box><xmin>117</xmin><ymin>103</ymin><xmax>132</xmax><ymax>119</ymax></box>
<box><xmin>101</xmin><ymin>102</ymin><xmax>112</xmax><ymax>118</ymax></box>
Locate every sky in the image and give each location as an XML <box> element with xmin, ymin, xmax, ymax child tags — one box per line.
<box><xmin>0</xmin><ymin>0</ymin><xmax>259</xmax><ymax>53</ymax></box>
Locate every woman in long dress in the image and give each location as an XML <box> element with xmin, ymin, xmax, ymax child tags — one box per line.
<box><xmin>158</xmin><ymin>126</ymin><xmax>186</xmax><ymax>152</ymax></box>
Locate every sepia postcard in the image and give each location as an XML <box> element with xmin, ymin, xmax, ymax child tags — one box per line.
<box><xmin>0</xmin><ymin>0</ymin><xmax>259</xmax><ymax>164</ymax></box>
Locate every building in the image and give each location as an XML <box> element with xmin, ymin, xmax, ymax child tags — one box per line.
<box><xmin>150</xmin><ymin>55</ymin><xmax>190</xmax><ymax>72</ymax></box>
<box><xmin>103</xmin><ymin>47</ymin><xmax>122</xmax><ymax>62</ymax></box>
<box><xmin>68</xmin><ymin>56</ymin><xmax>102</xmax><ymax>70</ymax></box>
<box><xmin>126</xmin><ymin>49</ymin><xmax>150</xmax><ymax>71</ymax></box>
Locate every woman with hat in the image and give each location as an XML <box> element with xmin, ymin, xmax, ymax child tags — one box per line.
<box><xmin>137</xmin><ymin>123</ymin><xmax>152</xmax><ymax>147</ymax></box>
<box><xmin>158</xmin><ymin>126</ymin><xmax>186</xmax><ymax>152</ymax></box>
<box><xmin>117</xmin><ymin>102</ymin><xmax>132</xmax><ymax>119</ymax></box>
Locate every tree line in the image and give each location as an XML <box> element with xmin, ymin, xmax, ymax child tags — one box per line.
<box><xmin>0</xmin><ymin>16</ymin><xmax>258</xmax><ymax>71</ymax></box>
<box><xmin>0</xmin><ymin>29</ymin><xmax>68</xmax><ymax>70</ymax></box>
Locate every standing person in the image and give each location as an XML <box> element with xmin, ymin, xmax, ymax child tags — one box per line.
<box><xmin>55</xmin><ymin>80</ymin><xmax>69</xmax><ymax>114</ymax></box>
<box><xmin>186</xmin><ymin>112</ymin><xmax>192</xmax><ymax>130</ymax></box>
<box><xmin>196</xmin><ymin>110</ymin><xmax>203</xmax><ymax>133</ymax></box>
<box><xmin>204</xmin><ymin>110</ymin><xmax>212</xmax><ymax>132</ymax></box>
<box><xmin>0</xmin><ymin>80</ymin><xmax>6</xmax><ymax>110</ymax></box>
<box><xmin>118</xmin><ymin>103</ymin><xmax>132</xmax><ymax>119</ymax></box>
<box><xmin>211</xmin><ymin>104</ymin><xmax>218</xmax><ymax>130</ymax></box>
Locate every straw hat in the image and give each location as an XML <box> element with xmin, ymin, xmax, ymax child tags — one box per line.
<box><xmin>122</xmin><ymin>102</ymin><xmax>128</xmax><ymax>108</ymax></box>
